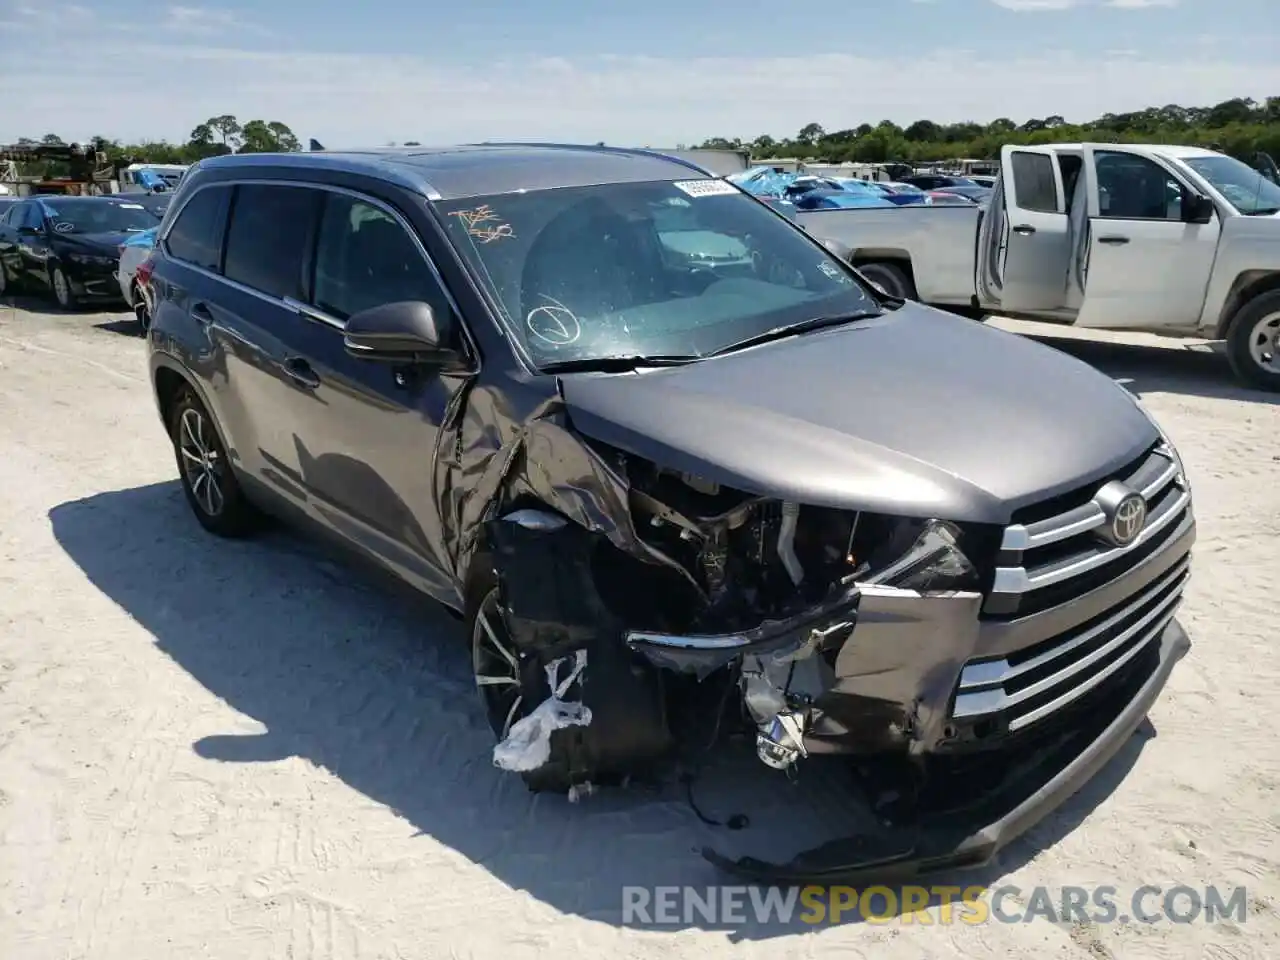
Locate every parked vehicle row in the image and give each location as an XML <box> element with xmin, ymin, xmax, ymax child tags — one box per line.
<box><xmin>0</xmin><ymin>194</ymin><xmax>163</xmax><ymax>331</ymax></box>
<box><xmin>797</xmin><ymin>142</ymin><xmax>1280</xmax><ymax>390</ymax></box>
<box><xmin>142</xmin><ymin>143</ymin><xmax>1194</xmax><ymax>884</ymax></box>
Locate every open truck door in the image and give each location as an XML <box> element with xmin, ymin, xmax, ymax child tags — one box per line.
<box><xmin>976</xmin><ymin>146</ymin><xmax>1071</xmax><ymax>314</ymax></box>
<box><xmin>1073</xmin><ymin>143</ymin><xmax>1219</xmax><ymax>331</ymax></box>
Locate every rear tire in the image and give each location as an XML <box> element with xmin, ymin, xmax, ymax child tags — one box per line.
<box><xmin>1225</xmin><ymin>290</ymin><xmax>1280</xmax><ymax>393</ymax></box>
<box><xmin>856</xmin><ymin>260</ymin><xmax>917</xmax><ymax>300</ymax></box>
<box><xmin>169</xmin><ymin>387</ymin><xmax>262</xmax><ymax>537</ymax></box>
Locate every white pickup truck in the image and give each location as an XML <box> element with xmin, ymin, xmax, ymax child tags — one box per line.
<box><xmin>797</xmin><ymin>143</ymin><xmax>1280</xmax><ymax>391</ymax></box>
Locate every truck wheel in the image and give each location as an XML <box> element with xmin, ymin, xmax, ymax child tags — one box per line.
<box><xmin>1225</xmin><ymin>290</ymin><xmax>1280</xmax><ymax>392</ymax></box>
<box><xmin>856</xmin><ymin>261</ymin><xmax>917</xmax><ymax>300</ymax></box>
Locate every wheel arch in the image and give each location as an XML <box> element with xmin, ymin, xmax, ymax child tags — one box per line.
<box><xmin>1215</xmin><ymin>270</ymin><xmax>1280</xmax><ymax>339</ymax></box>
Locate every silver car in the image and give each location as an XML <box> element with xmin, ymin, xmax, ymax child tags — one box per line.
<box><xmin>115</xmin><ymin>227</ymin><xmax>157</xmax><ymax>333</ymax></box>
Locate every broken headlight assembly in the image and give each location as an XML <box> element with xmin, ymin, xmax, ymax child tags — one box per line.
<box><xmin>858</xmin><ymin>518</ymin><xmax>980</xmax><ymax>593</ymax></box>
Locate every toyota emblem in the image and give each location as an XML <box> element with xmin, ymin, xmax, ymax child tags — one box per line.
<box><xmin>1110</xmin><ymin>493</ymin><xmax>1147</xmax><ymax>546</ymax></box>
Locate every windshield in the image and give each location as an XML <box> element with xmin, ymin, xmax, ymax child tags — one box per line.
<box><xmin>39</xmin><ymin>199</ymin><xmax>158</xmax><ymax>234</ymax></box>
<box><xmin>437</xmin><ymin>179</ymin><xmax>881</xmax><ymax>370</ymax></box>
<box><xmin>1182</xmin><ymin>155</ymin><xmax>1280</xmax><ymax>215</ymax></box>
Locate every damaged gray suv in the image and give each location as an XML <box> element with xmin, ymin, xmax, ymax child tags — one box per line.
<box><xmin>145</xmin><ymin>144</ymin><xmax>1195</xmax><ymax>882</ymax></box>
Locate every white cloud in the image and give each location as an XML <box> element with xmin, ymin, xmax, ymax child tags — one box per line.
<box><xmin>0</xmin><ymin>5</ymin><xmax>1273</xmax><ymax>147</ymax></box>
<box><xmin>160</xmin><ymin>5</ymin><xmax>262</xmax><ymax>35</ymax></box>
<box><xmin>988</xmin><ymin>1</ymin><xmax>1080</xmax><ymax>10</ymax></box>
<box><xmin>988</xmin><ymin>0</ymin><xmax>1178</xmax><ymax>8</ymax></box>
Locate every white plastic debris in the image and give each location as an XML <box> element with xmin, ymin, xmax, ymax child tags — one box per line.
<box><xmin>492</xmin><ymin>649</ymin><xmax>591</xmax><ymax>773</ymax></box>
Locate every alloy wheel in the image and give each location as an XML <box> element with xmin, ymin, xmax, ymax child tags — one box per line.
<box><xmin>471</xmin><ymin>588</ymin><xmax>524</xmax><ymax>739</ymax></box>
<box><xmin>53</xmin><ymin>269</ymin><xmax>72</xmax><ymax>308</ymax></box>
<box><xmin>178</xmin><ymin>407</ymin><xmax>226</xmax><ymax>517</ymax></box>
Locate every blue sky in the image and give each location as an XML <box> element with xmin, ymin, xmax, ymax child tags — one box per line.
<box><xmin>1</xmin><ymin>0</ymin><xmax>1277</xmax><ymax>147</ymax></box>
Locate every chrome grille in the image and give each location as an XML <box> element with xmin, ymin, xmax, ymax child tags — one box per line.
<box><xmin>985</xmin><ymin>443</ymin><xmax>1190</xmax><ymax>618</ymax></box>
<box><xmin>954</xmin><ymin>554</ymin><xmax>1190</xmax><ymax>733</ymax></box>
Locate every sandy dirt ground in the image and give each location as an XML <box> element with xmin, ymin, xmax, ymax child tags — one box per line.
<box><xmin>0</xmin><ymin>300</ymin><xmax>1277</xmax><ymax>959</ymax></box>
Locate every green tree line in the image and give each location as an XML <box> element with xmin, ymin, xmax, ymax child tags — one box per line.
<box><xmin>7</xmin><ymin>115</ymin><xmax>302</xmax><ymax>178</ymax></box>
<box><xmin>697</xmin><ymin>96</ymin><xmax>1280</xmax><ymax>164</ymax></box>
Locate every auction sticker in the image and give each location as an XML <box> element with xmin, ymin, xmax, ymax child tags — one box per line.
<box><xmin>672</xmin><ymin>179</ymin><xmax>739</xmax><ymax>198</ymax></box>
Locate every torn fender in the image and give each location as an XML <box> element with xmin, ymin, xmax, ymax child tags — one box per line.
<box><xmin>434</xmin><ymin>379</ymin><xmax>696</xmax><ymax>605</ymax></box>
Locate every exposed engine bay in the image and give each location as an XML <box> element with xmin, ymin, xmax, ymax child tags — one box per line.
<box><xmin>481</xmin><ymin>456</ymin><xmax>982</xmax><ymax>792</ymax></box>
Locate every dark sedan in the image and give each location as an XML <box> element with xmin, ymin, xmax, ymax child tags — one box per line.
<box><xmin>900</xmin><ymin>173</ymin><xmax>983</xmax><ymax>191</ymax></box>
<box><xmin>930</xmin><ymin>183</ymin><xmax>992</xmax><ymax>204</ymax></box>
<box><xmin>0</xmin><ymin>195</ymin><xmax>160</xmax><ymax>307</ymax></box>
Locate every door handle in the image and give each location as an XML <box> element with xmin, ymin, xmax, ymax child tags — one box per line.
<box><xmin>1012</xmin><ymin>224</ymin><xmax>1036</xmax><ymax>235</ymax></box>
<box><xmin>281</xmin><ymin>356</ymin><xmax>320</xmax><ymax>389</ymax></box>
<box><xmin>1098</xmin><ymin>235</ymin><xmax>1130</xmax><ymax>245</ymax></box>
<box><xmin>190</xmin><ymin>302</ymin><xmax>213</xmax><ymax>324</ymax></box>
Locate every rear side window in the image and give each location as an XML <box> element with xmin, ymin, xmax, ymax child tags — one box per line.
<box><xmin>311</xmin><ymin>193</ymin><xmax>451</xmax><ymax>323</ymax></box>
<box><xmin>165</xmin><ymin>186</ymin><xmax>230</xmax><ymax>271</ymax></box>
<box><xmin>223</xmin><ymin>184</ymin><xmax>319</xmax><ymax>300</ymax></box>
<box><xmin>1010</xmin><ymin>152</ymin><xmax>1059</xmax><ymax>213</ymax></box>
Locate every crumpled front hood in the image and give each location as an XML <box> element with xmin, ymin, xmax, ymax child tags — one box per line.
<box><xmin>560</xmin><ymin>303</ymin><xmax>1158</xmax><ymax>525</ymax></box>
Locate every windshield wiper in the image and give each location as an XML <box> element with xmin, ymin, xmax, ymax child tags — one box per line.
<box><xmin>706</xmin><ymin>311</ymin><xmax>882</xmax><ymax>358</ymax></box>
<box><xmin>1246</xmin><ymin>207</ymin><xmax>1280</xmax><ymax>216</ymax></box>
<box><xmin>538</xmin><ymin>354</ymin><xmax>700</xmax><ymax>374</ymax></box>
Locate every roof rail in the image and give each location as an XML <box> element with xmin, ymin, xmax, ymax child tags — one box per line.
<box><xmin>469</xmin><ymin>141</ymin><xmax>719</xmax><ymax>178</ymax></box>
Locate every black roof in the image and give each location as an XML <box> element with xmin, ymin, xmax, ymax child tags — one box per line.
<box><xmin>194</xmin><ymin>143</ymin><xmax>718</xmax><ymax>200</ymax></box>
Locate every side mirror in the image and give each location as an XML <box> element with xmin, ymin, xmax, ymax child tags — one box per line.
<box><xmin>343</xmin><ymin>300</ymin><xmax>459</xmax><ymax>364</ymax></box>
<box><xmin>1182</xmin><ymin>190</ymin><xmax>1214</xmax><ymax>224</ymax></box>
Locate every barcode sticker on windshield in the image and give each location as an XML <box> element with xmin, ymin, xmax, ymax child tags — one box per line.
<box><xmin>672</xmin><ymin>179</ymin><xmax>739</xmax><ymax>198</ymax></box>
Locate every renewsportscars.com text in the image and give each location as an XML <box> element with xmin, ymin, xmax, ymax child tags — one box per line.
<box><xmin>622</xmin><ymin>884</ymin><xmax>1249</xmax><ymax>926</ymax></box>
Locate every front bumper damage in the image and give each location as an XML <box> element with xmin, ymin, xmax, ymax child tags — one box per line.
<box><xmin>704</xmin><ymin>618</ymin><xmax>1190</xmax><ymax>882</ymax></box>
<box><xmin>435</xmin><ymin>381</ymin><xmax>1192</xmax><ymax>883</ymax></box>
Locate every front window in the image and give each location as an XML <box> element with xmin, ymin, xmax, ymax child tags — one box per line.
<box><xmin>436</xmin><ymin>179</ymin><xmax>881</xmax><ymax>369</ymax></box>
<box><xmin>38</xmin><ymin>199</ymin><xmax>158</xmax><ymax>235</ymax></box>
<box><xmin>1182</xmin><ymin>155</ymin><xmax>1280</xmax><ymax>215</ymax></box>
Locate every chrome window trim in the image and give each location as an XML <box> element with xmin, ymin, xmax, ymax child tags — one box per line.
<box><xmin>159</xmin><ymin>176</ymin><xmax>481</xmax><ymax>365</ymax></box>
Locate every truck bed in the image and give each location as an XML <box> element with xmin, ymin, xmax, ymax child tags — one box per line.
<box><xmin>795</xmin><ymin>204</ymin><xmax>981</xmax><ymax>305</ymax></box>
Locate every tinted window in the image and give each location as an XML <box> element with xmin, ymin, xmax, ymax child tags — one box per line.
<box><xmin>223</xmin><ymin>184</ymin><xmax>318</xmax><ymax>299</ymax></box>
<box><xmin>165</xmin><ymin>186</ymin><xmax>230</xmax><ymax>271</ymax></box>
<box><xmin>1095</xmin><ymin>152</ymin><xmax>1182</xmax><ymax>220</ymax></box>
<box><xmin>1009</xmin><ymin>152</ymin><xmax>1059</xmax><ymax>213</ymax></box>
<box><xmin>311</xmin><ymin>193</ymin><xmax>451</xmax><ymax>322</ymax></box>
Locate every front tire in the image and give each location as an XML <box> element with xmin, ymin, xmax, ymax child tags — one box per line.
<box><xmin>465</xmin><ymin>565</ymin><xmax>575</xmax><ymax>793</ymax></box>
<box><xmin>856</xmin><ymin>260</ymin><xmax>917</xmax><ymax>300</ymax></box>
<box><xmin>50</xmin><ymin>266</ymin><xmax>76</xmax><ymax>310</ymax></box>
<box><xmin>1225</xmin><ymin>290</ymin><xmax>1280</xmax><ymax>393</ymax></box>
<box><xmin>169</xmin><ymin>387</ymin><xmax>261</xmax><ymax>537</ymax></box>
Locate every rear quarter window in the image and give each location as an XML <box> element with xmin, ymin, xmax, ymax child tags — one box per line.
<box><xmin>165</xmin><ymin>186</ymin><xmax>231</xmax><ymax>271</ymax></box>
